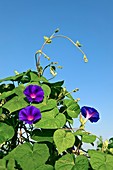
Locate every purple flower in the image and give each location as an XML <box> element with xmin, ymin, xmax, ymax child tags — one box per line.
<box><xmin>81</xmin><ymin>106</ymin><xmax>100</xmax><ymax>123</ymax></box>
<box><xmin>24</xmin><ymin>85</ymin><xmax>44</xmax><ymax>103</ymax></box>
<box><xmin>19</xmin><ymin>106</ymin><xmax>41</xmax><ymax>124</ymax></box>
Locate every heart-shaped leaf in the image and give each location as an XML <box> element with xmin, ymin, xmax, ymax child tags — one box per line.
<box><xmin>73</xmin><ymin>155</ymin><xmax>89</xmax><ymax>170</ymax></box>
<box><xmin>30</xmin><ymin>72</ymin><xmax>48</xmax><ymax>82</ymax></box>
<box><xmin>0</xmin><ymin>123</ymin><xmax>14</xmax><ymax>144</ymax></box>
<box><xmin>33</xmin><ymin>99</ymin><xmax>57</xmax><ymax>112</ymax></box>
<box><xmin>67</xmin><ymin>104</ymin><xmax>80</xmax><ymax>118</ymax></box>
<box><xmin>41</xmin><ymin>84</ymin><xmax>51</xmax><ymax>97</ymax></box>
<box><xmin>88</xmin><ymin>150</ymin><xmax>113</xmax><ymax>170</ymax></box>
<box><xmin>55</xmin><ymin>154</ymin><xmax>89</xmax><ymax>170</ymax></box>
<box><xmin>35</xmin><ymin>108</ymin><xmax>66</xmax><ymax>129</ymax></box>
<box><xmin>64</xmin><ymin>99</ymin><xmax>80</xmax><ymax>118</ymax></box>
<box><xmin>3</xmin><ymin>96</ymin><xmax>28</xmax><ymax>113</ymax></box>
<box><xmin>53</xmin><ymin>129</ymin><xmax>75</xmax><ymax>154</ymax></box>
<box><xmin>82</xmin><ymin>134</ymin><xmax>96</xmax><ymax>143</ymax></box>
<box><xmin>5</xmin><ymin>143</ymin><xmax>50</xmax><ymax>170</ymax></box>
<box><xmin>55</xmin><ymin>154</ymin><xmax>75</xmax><ymax>170</ymax></box>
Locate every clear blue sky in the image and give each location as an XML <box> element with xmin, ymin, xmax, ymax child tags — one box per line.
<box><xmin>0</xmin><ymin>0</ymin><xmax>113</xmax><ymax>141</ymax></box>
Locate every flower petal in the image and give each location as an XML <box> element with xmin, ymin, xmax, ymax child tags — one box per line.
<box><xmin>19</xmin><ymin>106</ymin><xmax>41</xmax><ymax>124</ymax></box>
<box><xmin>30</xmin><ymin>106</ymin><xmax>41</xmax><ymax>121</ymax></box>
<box><xmin>89</xmin><ymin>111</ymin><xmax>100</xmax><ymax>122</ymax></box>
<box><xmin>19</xmin><ymin>108</ymin><xmax>28</xmax><ymax>120</ymax></box>
<box><xmin>24</xmin><ymin>85</ymin><xmax>32</xmax><ymax>96</ymax></box>
<box><xmin>23</xmin><ymin>85</ymin><xmax>44</xmax><ymax>103</ymax></box>
<box><xmin>81</xmin><ymin>106</ymin><xmax>100</xmax><ymax>123</ymax></box>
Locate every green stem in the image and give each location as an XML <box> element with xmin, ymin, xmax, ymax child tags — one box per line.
<box><xmin>35</xmin><ymin>31</ymin><xmax>87</xmax><ymax>73</ymax></box>
<box><xmin>35</xmin><ymin>32</ymin><xmax>54</xmax><ymax>71</ymax></box>
<box><xmin>51</xmin><ymin>35</ymin><xmax>86</xmax><ymax>56</ymax></box>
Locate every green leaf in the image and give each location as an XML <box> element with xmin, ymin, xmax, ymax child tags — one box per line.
<box><xmin>74</xmin><ymin>130</ymin><xmax>87</xmax><ymax>136</ymax></box>
<box><xmin>14</xmin><ymin>84</ymin><xmax>25</xmax><ymax>97</ymax></box>
<box><xmin>33</xmin><ymin>99</ymin><xmax>57</xmax><ymax>112</ymax></box>
<box><xmin>50</xmin><ymin>80</ymin><xmax>64</xmax><ymax>87</ymax></box>
<box><xmin>45</xmin><ymin>81</ymin><xmax>64</xmax><ymax>99</ymax></box>
<box><xmin>35</xmin><ymin>108</ymin><xmax>66</xmax><ymax>129</ymax></box>
<box><xmin>0</xmin><ymin>159</ymin><xmax>6</xmax><ymax>170</ymax></box>
<box><xmin>64</xmin><ymin>99</ymin><xmax>80</xmax><ymax>118</ymax></box>
<box><xmin>63</xmin><ymin>99</ymin><xmax>79</xmax><ymax>108</ymax></box>
<box><xmin>55</xmin><ymin>154</ymin><xmax>89</xmax><ymax>170</ymax></box>
<box><xmin>0</xmin><ymin>74</ymin><xmax>23</xmax><ymax>83</ymax></box>
<box><xmin>7</xmin><ymin>158</ymin><xmax>15</xmax><ymax>170</ymax></box>
<box><xmin>41</xmin><ymin>84</ymin><xmax>51</xmax><ymax>97</ymax></box>
<box><xmin>35</xmin><ymin>165</ymin><xmax>53</xmax><ymax>170</ymax></box>
<box><xmin>17</xmin><ymin>143</ymin><xmax>49</xmax><ymax>170</ymax></box>
<box><xmin>30</xmin><ymin>72</ymin><xmax>41</xmax><ymax>82</ymax></box>
<box><xmin>73</xmin><ymin>155</ymin><xmax>89</xmax><ymax>170</ymax></box>
<box><xmin>53</xmin><ymin>129</ymin><xmax>75</xmax><ymax>154</ymax></box>
<box><xmin>3</xmin><ymin>96</ymin><xmax>28</xmax><ymax>113</ymax></box>
<box><xmin>5</xmin><ymin>143</ymin><xmax>50</xmax><ymax>170</ymax></box>
<box><xmin>20</xmin><ymin>76</ymin><xmax>30</xmax><ymax>83</ymax></box>
<box><xmin>0</xmin><ymin>123</ymin><xmax>14</xmax><ymax>144</ymax></box>
<box><xmin>67</xmin><ymin>104</ymin><xmax>80</xmax><ymax>118</ymax></box>
<box><xmin>55</xmin><ymin>153</ymin><xmax>75</xmax><ymax>170</ymax></box>
<box><xmin>82</xmin><ymin>134</ymin><xmax>96</xmax><ymax>143</ymax></box>
<box><xmin>74</xmin><ymin>130</ymin><xmax>96</xmax><ymax>144</ymax></box>
<box><xmin>0</xmin><ymin>91</ymin><xmax>14</xmax><ymax>100</ymax></box>
<box><xmin>0</xmin><ymin>70</ymin><xmax>31</xmax><ymax>83</ymax></box>
<box><xmin>40</xmin><ymin>76</ymin><xmax>48</xmax><ymax>82</ymax></box>
<box><xmin>31</xmin><ymin>129</ymin><xmax>55</xmax><ymax>143</ymax></box>
<box><xmin>30</xmin><ymin>72</ymin><xmax>48</xmax><ymax>82</ymax></box>
<box><xmin>88</xmin><ymin>150</ymin><xmax>113</xmax><ymax>170</ymax></box>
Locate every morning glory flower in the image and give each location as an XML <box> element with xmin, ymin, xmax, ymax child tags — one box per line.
<box><xmin>24</xmin><ymin>85</ymin><xmax>44</xmax><ymax>103</ymax></box>
<box><xmin>19</xmin><ymin>106</ymin><xmax>41</xmax><ymax>124</ymax></box>
<box><xmin>81</xmin><ymin>106</ymin><xmax>100</xmax><ymax>123</ymax></box>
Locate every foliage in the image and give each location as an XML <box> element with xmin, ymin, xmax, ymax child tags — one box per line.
<box><xmin>0</xmin><ymin>29</ymin><xmax>113</xmax><ymax>170</ymax></box>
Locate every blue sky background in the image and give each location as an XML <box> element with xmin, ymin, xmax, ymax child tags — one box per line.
<box><xmin>0</xmin><ymin>0</ymin><xmax>113</xmax><ymax>141</ymax></box>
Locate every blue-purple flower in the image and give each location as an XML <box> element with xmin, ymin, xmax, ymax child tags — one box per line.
<box><xmin>19</xmin><ymin>106</ymin><xmax>41</xmax><ymax>124</ymax></box>
<box><xmin>81</xmin><ymin>106</ymin><xmax>100</xmax><ymax>123</ymax></box>
<box><xmin>24</xmin><ymin>85</ymin><xmax>44</xmax><ymax>103</ymax></box>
